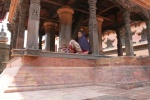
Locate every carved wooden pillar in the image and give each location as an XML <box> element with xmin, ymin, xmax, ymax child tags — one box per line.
<box><xmin>16</xmin><ymin>3</ymin><xmax>28</xmax><ymax>49</ymax></box>
<box><xmin>123</xmin><ymin>10</ymin><xmax>134</xmax><ymax>56</ymax></box>
<box><xmin>147</xmin><ymin>11</ymin><xmax>150</xmax><ymax>56</ymax></box>
<box><xmin>88</xmin><ymin>0</ymin><xmax>99</xmax><ymax>55</ymax></box>
<box><xmin>44</xmin><ymin>22</ymin><xmax>56</xmax><ymax>51</ymax></box>
<box><xmin>116</xmin><ymin>29</ymin><xmax>123</xmax><ymax>56</ymax></box>
<box><xmin>115</xmin><ymin>13</ymin><xmax>123</xmax><ymax>56</ymax></box>
<box><xmin>57</xmin><ymin>6</ymin><xmax>74</xmax><ymax>47</ymax></box>
<box><xmin>26</xmin><ymin>0</ymin><xmax>40</xmax><ymax>49</ymax></box>
<box><xmin>39</xmin><ymin>34</ymin><xmax>42</xmax><ymax>50</ymax></box>
<box><xmin>11</xmin><ymin>21</ymin><xmax>18</xmax><ymax>49</ymax></box>
<box><xmin>97</xmin><ymin>16</ymin><xmax>103</xmax><ymax>55</ymax></box>
<box><xmin>7</xmin><ymin>23</ymin><xmax>13</xmax><ymax>58</ymax></box>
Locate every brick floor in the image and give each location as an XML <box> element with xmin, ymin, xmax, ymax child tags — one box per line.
<box><xmin>0</xmin><ymin>86</ymin><xmax>150</xmax><ymax>100</ymax></box>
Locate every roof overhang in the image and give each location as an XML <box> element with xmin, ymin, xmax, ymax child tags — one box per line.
<box><xmin>8</xmin><ymin>0</ymin><xmax>19</xmax><ymax>23</ymax></box>
<box><xmin>131</xmin><ymin>0</ymin><xmax>150</xmax><ymax>10</ymax></box>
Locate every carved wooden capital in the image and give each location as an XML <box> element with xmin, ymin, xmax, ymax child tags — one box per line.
<box><xmin>57</xmin><ymin>6</ymin><xmax>74</xmax><ymax>15</ymax></box>
<box><xmin>114</xmin><ymin>0</ymin><xmax>131</xmax><ymax>10</ymax></box>
<box><xmin>97</xmin><ymin>16</ymin><xmax>103</xmax><ymax>23</ymax></box>
<box><xmin>44</xmin><ymin>22</ymin><xmax>57</xmax><ymax>27</ymax></box>
<box><xmin>130</xmin><ymin>6</ymin><xmax>149</xmax><ymax>19</ymax></box>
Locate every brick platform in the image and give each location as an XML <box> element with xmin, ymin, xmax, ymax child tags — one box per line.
<box><xmin>96</xmin><ymin>57</ymin><xmax>150</xmax><ymax>89</ymax></box>
<box><xmin>1</xmin><ymin>55</ymin><xmax>150</xmax><ymax>93</ymax></box>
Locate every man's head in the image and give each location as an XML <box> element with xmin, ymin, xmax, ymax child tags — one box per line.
<box><xmin>80</xmin><ymin>28</ymin><xmax>84</xmax><ymax>32</ymax></box>
<box><xmin>78</xmin><ymin>31</ymin><xmax>82</xmax><ymax>38</ymax></box>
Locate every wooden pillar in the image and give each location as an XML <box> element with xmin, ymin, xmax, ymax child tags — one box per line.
<box><xmin>16</xmin><ymin>3</ymin><xmax>28</xmax><ymax>49</ymax></box>
<box><xmin>57</xmin><ymin>6</ymin><xmax>74</xmax><ymax>47</ymax></box>
<box><xmin>39</xmin><ymin>34</ymin><xmax>42</xmax><ymax>50</ymax></box>
<box><xmin>44</xmin><ymin>22</ymin><xmax>56</xmax><ymax>51</ymax></box>
<box><xmin>147</xmin><ymin>10</ymin><xmax>150</xmax><ymax>56</ymax></box>
<box><xmin>7</xmin><ymin>23</ymin><xmax>13</xmax><ymax>58</ymax></box>
<box><xmin>97</xmin><ymin>16</ymin><xmax>103</xmax><ymax>55</ymax></box>
<box><xmin>116</xmin><ymin>29</ymin><xmax>123</xmax><ymax>56</ymax></box>
<box><xmin>26</xmin><ymin>0</ymin><xmax>40</xmax><ymax>49</ymax></box>
<box><xmin>12</xmin><ymin>22</ymin><xmax>18</xmax><ymax>49</ymax></box>
<box><xmin>123</xmin><ymin>10</ymin><xmax>134</xmax><ymax>56</ymax></box>
<box><xmin>88</xmin><ymin>0</ymin><xmax>99</xmax><ymax>55</ymax></box>
<box><xmin>115</xmin><ymin>13</ymin><xmax>123</xmax><ymax>56</ymax></box>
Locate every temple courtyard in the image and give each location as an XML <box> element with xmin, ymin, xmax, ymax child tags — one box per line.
<box><xmin>0</xmin><ymin>85</ymin><xmax>150</xmax><ymax>100</ymax></box>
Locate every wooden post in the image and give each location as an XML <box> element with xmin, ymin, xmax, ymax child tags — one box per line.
<box><xmin>123</xmin><ymin>10</ymin><xmax>134</xmax><ymax>56</ymax></box>
<box><xmin>88</xmin><ymin>0</ymin><xmax>99</xmax><ymax>55</ymax></box>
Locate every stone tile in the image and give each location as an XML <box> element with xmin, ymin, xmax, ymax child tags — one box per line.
<box><xmin>1</xmin><ymin>85</ymin><xmax>150</xmax><ymax>100</ymax></box>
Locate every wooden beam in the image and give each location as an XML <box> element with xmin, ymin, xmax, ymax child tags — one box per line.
<box><xmin>51</xmin><ymin>0</ymin><xmax>75</xmax><ymax>19</ymax></box>
<box><xmin>42</xmin><ymin>0</ymin><xmax>113</xmax><ymax>21</ymax></box>
<box><xmin>40</xmin><ymin>17</ymin><xmax>59</xmax><ymax>22</ymax></box>
<box><xmin>67</xmin><ymin>0</ymin><xmax>75</xmax><ymax>5</ymax></box>
<box><xmin>98</xmin><ymin>5</ymin><xmax>116</xmax><ymax>15</ymax></box>
<box><xmin>42</xmin><ymin>0</ymin><xmax>63</xmax><ymax>6</ymax></box>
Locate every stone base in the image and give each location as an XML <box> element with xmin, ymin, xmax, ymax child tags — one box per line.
<box><xmin>5</xmin><ymin>83</ymin><xmax>94</xmax><ymax>93</ymax></box>
<box><xmin>24</xmin><ymin>49</ymin><xmax>41</xmax><ymax>56</ymax></box>
<box><xmin>1</xmin><ymin>55</ymin><xmax>150</xmax><ymax>93</ymax></box>
<box><xmin>12</xmin><ymin>49</ymin><xmax>41</xmax><ymax>56</ymax></box>
<box><xmin>11</xmin><ymin>49</ymin><xmax>24</xmax><ymax>56</ymax></box>
<box><xmin>116</xmin><ymin>82</ymin><xmax>149</xmax><ymax>89</ymax></box>
<box><xmin>95</xmin><ymin>57</ymin><xmax>150</xmax><ymax>89</ymax></box>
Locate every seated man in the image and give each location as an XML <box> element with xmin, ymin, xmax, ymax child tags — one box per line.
<box><xmin>78</xmin><ymin>31</ymin><xmax>90</xmax><ymax>54</ymax></box>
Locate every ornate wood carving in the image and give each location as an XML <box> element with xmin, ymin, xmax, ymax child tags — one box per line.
<box><xmin>18</xmin><ymin>3</ymin><xmax>28</xmax><ymax>38</ymax></box>
<box><xmin>29</xmin><ymin>0</ymin><xmax>40</xmax><ymax>21</ymax></box>
<box><xmin>109</xmin><ymin>0</ymin><xmax>131</xmax><ymax>10</ymax></box>
<box><xmin>123</xmin><ymin>10</ymin><xmax>134</xmax><ymax>56</ymax></box>
<box><xmin>131</xmin><ymin>6</ymin><xmax>149</xmax><ymax>19</ymax></box>
<box><xmin>26</xmin><ymin>0</ymin><xmax>40</xmax><ymax>49</ymax></box>
<box><xmin>88</xmin><ymin>0</ymin><xmax>99</xmax><ymax>55</ymax></box>
<box><xmin>110</xmin><ymin>0</ymin><xmax>149</xmax><ymax>19</ymax></box>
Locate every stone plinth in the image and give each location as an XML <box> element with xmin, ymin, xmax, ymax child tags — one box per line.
<box><xmin>1</xmin><ymin>55</ymin><xmax>150</xmax><ymax>93</ymax></box>
<box><xmin>96</xmin><ymin>57</ymin><xmax>150</xmax><ymax>89</ymax></box>
<box><xmin>5</xmin><ymin>56</ymin><xmax>95</xmax><ymax>92</ymax></box>
<box><xmin>11</xmin><ymin>49</ymin><xmax>41</xmax><ymax>56</ymax></box>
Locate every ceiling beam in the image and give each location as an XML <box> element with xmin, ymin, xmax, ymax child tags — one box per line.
<box><xmin>98</xmin><ymin>5</ymin><xmax>116</xmax><ymax>15</ymax></box>
<box><xmin>67</xmin><ymin>0</ymin><xmax>75</xmax><ymax>5</ymax></box>
<box><xmin>51</xmin><ymin>0</ymin><xmax>75</xmax><ymax>18</ymax></box>
<box><xmin>42</xmin><ymin>0</ymin><xmax>63</xmax><ymax>6</ymax></box>
<box><xmin>42</xmin><ymin>0</ymin><xmax>113</xmax><ymax>21</ymax></box>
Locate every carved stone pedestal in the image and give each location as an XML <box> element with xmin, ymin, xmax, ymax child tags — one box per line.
<box><xmin>11</xmin><ymin>49</ymin><xmax>41</xmax><ymax>56</ymax></box>
<box><xmin>24</xmin><ymin>49</ymin><xmax>41</xmax><ymax>56</ymax></box>
<box><xmin>11</xmin><ymin>49</ymin><xmax>24</xmax><ymax>56</ymax></box>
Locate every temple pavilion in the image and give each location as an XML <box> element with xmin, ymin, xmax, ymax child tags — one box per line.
<box><xmin>0</xmin><ymin>0</ymin><xmax>150</xmax><ymax>93</ymax></box>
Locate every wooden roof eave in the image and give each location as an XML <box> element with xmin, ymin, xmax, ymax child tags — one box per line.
<box><xmin>8</xmin><ymin>0</ymin><xmax>19</xmax><ymax>23</ymax></box>
<box><xmin>131</xmin><ymin>0</ymin><xmax>150</xmax><ymax>10</ymax></box>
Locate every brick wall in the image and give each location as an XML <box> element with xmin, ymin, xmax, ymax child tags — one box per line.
<box><xmin>4</xmin><ymin>56</ymin><xmax>150</xmax><ymax>92</ymax></box>
<box><xmin>96</xmin><ymin>57</ymin><xmax>150</xmax><ymax>89</ymax></box>
<box><xmin>5</xmin><ymin>56</ymin><xmax>96</xmax><ymax>92</ymax></box>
